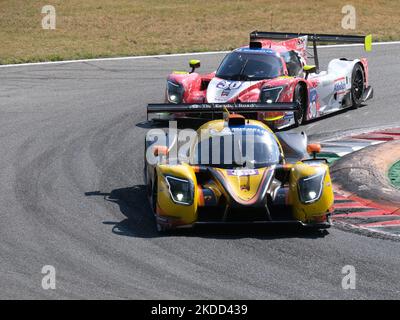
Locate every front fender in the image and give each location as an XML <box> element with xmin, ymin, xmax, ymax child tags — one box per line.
<box><xmin>167</xmin><ymin>73</ymin><xmax>204</xmax><ymax>103</ymax></box>
<box><xmin>155</xmin><ymin>164</ymin><xmax>198</xmax><ymax>225</ymax></box>
<box><xmin>327</xmin><ymin>58</ymin><xmax>361</xmax><ymax>82</ymax></box>
<box><xmin>259</xmin><ymin>77</ymin><xmax>306</xmax><ymax>125</ymax></box>
<box><xmin>288</xmin><ymin>163</ymin><xmax>334</xmax><ymax>222</ymax></box>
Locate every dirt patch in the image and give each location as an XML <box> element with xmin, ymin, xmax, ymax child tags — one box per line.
<box><xmin>1</xmin><ymin>0</ymin><xmax>399</xmax><ymax>64</ymax></box>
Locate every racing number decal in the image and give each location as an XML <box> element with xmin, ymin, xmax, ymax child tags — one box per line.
<box><xmin>217</xmin><ymin>80</ymin><xmax>243</xmax><ymax>97</ymax></box>
<box><xmin>216</xmin><ymin>80</ymin><xmax>242</xmax><ymax>90</ymax></box>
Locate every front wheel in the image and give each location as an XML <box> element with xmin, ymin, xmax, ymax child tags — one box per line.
<box><xmin>294</xmin><ymin>84</ymin><xmax>307</xmax><ymax>127</ymax></box>
<box><xmin>156</xmin><ymin>222</ymin><xmax>169</xmax><ymax>233</ymax></box>
<box><xmin>151</xmin><ymin>176</ymin><xmax>158</xmax><ymax>214</ymax></box>
<box><xmin>151</xmin><ymin>176</ymin><xmax>169</xmax><ymax>233</ymax></box>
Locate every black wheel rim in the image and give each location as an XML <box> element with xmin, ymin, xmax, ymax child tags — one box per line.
<box><xmin>295</xmin><ymin>91</ymin><xmax>304</xmax><ymax>123</ymax></box>
<box><xmin>353</xmin><ymin>69</ymin><xmax>364</xmax><ymax>101</ymax></box>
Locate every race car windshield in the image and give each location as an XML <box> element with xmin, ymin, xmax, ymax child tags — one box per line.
<box><xmin>191</xmin><ymin>129</ymin><xmax>281</xmax><ymax>168</ymax></box>
<box><xmin>216</xmin><ymin>51</ymin><xmax>283</xmax><ymax>81</ymax></box>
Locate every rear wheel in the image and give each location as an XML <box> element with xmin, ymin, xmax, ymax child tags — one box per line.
<box><xmin>351</xmin><ymin>64</ymin><xmax>365</xmax><ymax>109</ymax></box>
<box><xmin>294</xmin><ymin>84</ymin><xmax>307</xmax><ymax>127</ymax></box>
<box><xmin>144</xmin><ymin>140</ymin><xmax>153</xmax><ymax>197</ymax></box>
<box><xmin>143</xmin><ymin>160</ymin><xmax>148</xmax><ymax>188</ymax></box>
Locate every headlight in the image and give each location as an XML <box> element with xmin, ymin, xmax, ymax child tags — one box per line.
<box><xmin>298</xmin><ymin>171</ymin><xmax>325</xmax><ymax>204</ymax></box>
<box><xmin>167</xmin><ymin>81</ymin><xmax>184</xmax><ymax>104</ymax></box>
<box><xmin>260</xmin><ymin>86</ymin><xmax>283</xmax><ymax>103</ymax></box>
<box><xmin>165</xmin><ymin>176</ymin><xmax>194</xmax><ymax>205</ymax></box>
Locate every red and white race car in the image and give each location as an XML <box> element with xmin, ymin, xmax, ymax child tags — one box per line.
<box><xmin>159</xmin><ymin>31</ymin><xmax>373</xmax><ymax>129</ymax></box>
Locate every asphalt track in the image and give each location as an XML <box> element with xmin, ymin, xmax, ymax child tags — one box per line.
<box><xmin>0</xmin><ymin>44</ymin><xmax>400</xmax><ymax>299</ymax></box>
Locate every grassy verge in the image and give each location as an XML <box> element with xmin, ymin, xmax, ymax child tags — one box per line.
<box><xmin>1</xmin><ymin>0</ymin><xmax>399</xmax><ymax>64</ymax></box>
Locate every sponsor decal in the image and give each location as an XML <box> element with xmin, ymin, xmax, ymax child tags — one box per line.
<box><xmin>189</xmin><ymin>103</ymin><xmax>261</xmax><ymax>110</ymax></box>
<box><xmin>227</xmin><ymin>169</ymin><xmax>259</xmax><ymax>176</ymax></box>
<box><xmin>189</xmin><ymin>104</ymin><xmax>203</xmax><ymax>109</ymax></box>
<box><xmin>216</xmin><ymin>80</ymin><xmax>243</xmax><ymax>97</ymax></box>
<box><xmin>309</xmin><ymin>88</ymin><xmax>318</xmax><ymax>119</ymax></box>
<box><xmin>229</xmin><ymin>126</ymin><xmax>267</xmax><ymax>134</ymax></box>
<box><xmin>211</xmin><ymin>126</ymin><xmax>267</xmax><ymax>137</ymax></box>
<box><xmin>334</xmin><ymin>77</ymin><xmax>347</xmax><ymax>92</ymax></box>
<box><xmin>238</xmin><ymin>48</ymin><xmax>275</xmax><ymax>55</ymax></box>
<box><xmin>283</xmin><ymin>113</ymin><xmax>294</xmax><ymax>120</ymax></box>
<box><xmin>296</xmin><ymin>36</ymin><xmax>306</xmax><ymax>50</ymax></box>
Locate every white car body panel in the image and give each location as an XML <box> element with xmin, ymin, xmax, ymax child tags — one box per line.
<box><xmin>206</xmin><ymin>77</ymin><xmax>261</xmax><ymax>103</ymax></box>
<box><xmin>309</xmin><ymin>59</ymin><xmax>359</xmax><ymax>115</ymax></box>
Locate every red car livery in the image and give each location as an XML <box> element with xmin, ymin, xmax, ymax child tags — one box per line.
<box><xmin>161</xmin><ymin>31</ymin><xmax>373</xmax><ymax>129</ymax></box>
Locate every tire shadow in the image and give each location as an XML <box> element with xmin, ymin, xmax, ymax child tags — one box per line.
<box><xmin>85</xmin><ymin>186</ymin><xmax>329</xmax><ymax>240</ymax></box>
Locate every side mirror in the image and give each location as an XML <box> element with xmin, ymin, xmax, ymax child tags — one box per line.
<box><xmin>153</xmin><ymin>146</ymin><xmax>169</xmax><ymax>157</ymax></box>
<box><xmin>307</xmin><ymin>143</ymin><xmax>321</xmax><ymax>159</ymax></box>
<box><xmin>303</xmin><ymin>65</ymin><xmax>316</xmax><ymax>79</ymax></box>
<box><xmin>189</xmin><ymin>59</ymin><xmax>201</xmax><ymax>73</ymax></box>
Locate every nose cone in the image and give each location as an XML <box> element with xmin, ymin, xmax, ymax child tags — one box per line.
<box><xmin>213</xmin><ymin>167</ymin><xmax>272</xmax><ymax>206</ymax></box>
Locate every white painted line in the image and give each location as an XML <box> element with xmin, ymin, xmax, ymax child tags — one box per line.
<box><xmin>320</xmin><ymin>149</ymin><xmax>351</xmax><ymax>157</ymax></box>
<box><xmin>334</xmin><ymin>152</ymin><xmax>352</xmax><ymax>157</ymax></box>
<box><xmin>349</xmin><ymin>139</ymin><xmax>386</xmax><ymax>145</ymax></box>
<box><xmin>358</xmin><ymin>225</ymin><xmax>400</xmax><ymax>238</ymax></box>
<box><xmin>0</xmin><ymin>51</ymin><xmax>229</xmax><ymax>68</ymax></box>
<box><xmin>1</xmin><ymin>40</ymin><xmax>400</xmax><ymax>69</ymax></box>
<box><xmin>318</xmin><ymin>41</ymin><xmax>400</xmax><ymax>49</ymax></box>
<box><xmin>322</xmin><ymin>142</ymin><xmax>372</xmax><ymax>152</ymax></box>
<box><xmin>322</xmin><ymin>140</ymin><xmax>374</xmax><ymax>147</ymax></box>
<box><xmin>320</xmin><ymin>124</ymin><xmax>400</xmax><ymax>143</ymax></box>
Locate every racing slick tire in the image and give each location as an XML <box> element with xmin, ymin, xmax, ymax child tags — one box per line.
<box><xmin>351</xmin><ymin>63</ymin><xmax>365</xmax><ymax>109</ymax></box>
<box><xmin>294</xmin><ymin>83</ymin><xmax>307</xmax><ymax>127</ymax></box>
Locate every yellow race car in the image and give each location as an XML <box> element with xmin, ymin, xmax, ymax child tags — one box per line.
<box><xmin>144</xmin><ymin>102</ymin><xmax>334</xmax><ymax>232</ymax></box>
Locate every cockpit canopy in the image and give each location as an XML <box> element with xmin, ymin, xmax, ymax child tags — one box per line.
<box><xmin>191</xmin><ymin>126</ymin><xmax>282</xmax><ymax>169</ymax></box>
<box><xmin>215</xmin><ymin>49</ymin><xmax>284</xmax><ymax>81</ymax></box>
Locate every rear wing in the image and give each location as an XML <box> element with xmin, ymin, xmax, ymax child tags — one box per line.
<box><xmin>250</xmin><ymin>31</ymin><xmax>372</xmax><ymax>51</ymax></box>
<box><xmin>147</xmin><ymin>102</ymin><xmax>299</xmax><ymax>120</ymax></box>
<box><xmin>250</xmin><ymin>31</ymin><xmax>372</xmax><ymax>72</ymax></box>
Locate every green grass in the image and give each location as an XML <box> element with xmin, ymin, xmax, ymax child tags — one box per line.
<box><xmin>388</xmin><ymin>160</ymin><xmax>400</xmax><ymax>189</ymax></box>
<box><xmin>1</xmin><ymin>0</ymin><xmax>399</xmax><ymax>64</ymax></box>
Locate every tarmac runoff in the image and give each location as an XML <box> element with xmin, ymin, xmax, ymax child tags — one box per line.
<box><xmin>323</xmin><ymin>128</ymin><xmax>400</xmax><ymax>237</ymax></box>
